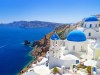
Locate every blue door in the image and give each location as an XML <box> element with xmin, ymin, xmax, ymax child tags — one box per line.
<box><xmin>89</xmin><ymin>32</ymin><xmax>91</xmax><ymax>36</ymax></box>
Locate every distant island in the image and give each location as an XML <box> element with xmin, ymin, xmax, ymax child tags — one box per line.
<box><xmin>1</xmin><ymin>14</ymin><xmax>100</xmax><ymax>29</ymax></box>
<box><xmin>0</xmin><ymin>21</ymin><xmax>69</xmax><ymax>28</ymax></box>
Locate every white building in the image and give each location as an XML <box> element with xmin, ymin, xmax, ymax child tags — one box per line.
<box><xmin>83</xmin><ymin>16</ymin><xmax>99</xmax><ymax>39</ymax></box>
<box><xmin>49</xmin><ymin>30</ymin><xmax>87</xmax><ymax>69</ymax></box>
<box><xmin>49</xmin><ymin>15</ymin><xmax>100</xmax><ymax>69</ymax></box>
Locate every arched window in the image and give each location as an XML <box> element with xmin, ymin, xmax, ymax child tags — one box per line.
<box><xmin>85</xmin><ymin>24</ymin><xmax>86</xmax><ymax>28</ymax></box>
<box><xmin>95</xmin><ymin>24</ymin><xmax>97</xmax><ymax>28</ymax></box>
<box><xmin>81</xmin><ymin>46</ymin><xmax>82</xmax><ymax>51</ymax></box>
<box><xmin>55</xmin><ymin>41</ymin><xmax>57</xmax><ymax>46</ymax></box>
<box><xmin>90</xmin><ymin>24</ymin><xmax>92</xmax><ymax>28</ymax></box>
<box><xmin>63</xmin><ymin>42</ymin><xmax>65</xmax><ymax>46</ymax></box>
<box><xmin>73</xmin><ymin>45</ymin><xmax>75</xmax><ymax>51</ymax></box>
<box><xmin>56</xmin><ymin>41</ymin><xmax>57</xmax><ymax>44</ymax></box>
<box><xmin>76</xmin><ymin>60</ymin><xmax>79</xmax><ymax>64</ymax></box>
<box><xmin>88</xmin><ymin>32</ymin><xmax>91</xmax><ymax>36</ymax></box>
<box><xmin>53</xmin><ymin>41</ymin><xmax>55</xmax><ymax>46</ymax></box>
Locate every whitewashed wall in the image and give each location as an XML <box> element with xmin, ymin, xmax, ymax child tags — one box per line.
<box><xmin>49</xmin><ymin>57</ymin><xmax>76</xmax><ymax>69</ymax></box>
<box><xmin>66</xmin><ymin>40</ymin><xmax>87</xmax><ymax>52</ymax></box>
<box><xmin>84</xmin><ymin>21</ymin><xmax>99</xmax><ymax>32</ymax></box>
<box><xmin>49</xmin><ymin>46</ymin><xmax>62</xmax><ymax>58</ymax></box>
<box><xmin>84</xmin><ymin>29</ymin><xmax>96</xmax><ymax>38</ymax></box>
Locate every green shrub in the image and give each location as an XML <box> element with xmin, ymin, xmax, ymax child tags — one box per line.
<box><xmin>87</xmin><ymin>66</ymin><xmax>92</xmax><ymax>73</ymax></box>
<box><xmin>53</xmin><ymin>67</ymin><xmax>59</xmax><ymax>74</ymax></box>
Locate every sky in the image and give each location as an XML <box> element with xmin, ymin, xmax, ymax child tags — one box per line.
<box><xmin>0</xmin><ymin>0</ymin><xmax>100</xmax><ymax>23</ymax></box>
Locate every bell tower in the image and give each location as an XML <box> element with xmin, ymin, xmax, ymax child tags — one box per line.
<box><xmin>49</xmin><ymin>32</ymin><xmax>61</xmax><ymax>58</ymax></box>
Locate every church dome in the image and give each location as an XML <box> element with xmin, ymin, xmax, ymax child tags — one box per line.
<box><xmin>67</xmin><ymin>30</ymin><xmax>86</xmax><ymax>42</ymax></box>
<box><xmin>51</xmin><ymin>33</ymin><xmax>60</xmax><ymax>40</ymax></box>
<box><xmin>85</xmin><ymin>16</ymin><xmax>99</xmax><ymax>22</ymax></box>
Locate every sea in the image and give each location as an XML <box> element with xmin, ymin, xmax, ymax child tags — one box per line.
<box><xmin>0</xmin><ymin>26</ymin><xmax>53</xmax><ymax>75</ymax></box>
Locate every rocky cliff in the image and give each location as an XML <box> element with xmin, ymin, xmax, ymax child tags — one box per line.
<box><xmin>31</xmin><ymin>24</ymin><xmax>77</xmax><ymax>61</ymax></box>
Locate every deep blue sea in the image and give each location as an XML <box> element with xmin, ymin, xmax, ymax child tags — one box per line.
<box><xmin>0</xmin><ymin>26</ymin><xmax>53</xmax><ymax>75</ymax></box>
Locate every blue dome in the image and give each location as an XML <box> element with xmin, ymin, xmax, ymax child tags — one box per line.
<box><xmin>85</xmin><ymin>16</ymin><xmax>99</xmax><ymax>22</ymax></box>
<box><xmin>67</xmin><ymin>30</ymin><xmax>86</xmax><ymax>42</ymax></box>
<box><xmin>51</xmin><ymin>33</ymin><xmax>60</xmax><ymax>40</ymax></box>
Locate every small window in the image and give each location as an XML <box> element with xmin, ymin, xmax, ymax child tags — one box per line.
<box><xmin>53</xmin><ymin>41</ymin><xmax>55</xmax><ymax>46</ymax></box>
<box><xmin>76</xmin><ymin>60</ymin><xmax>79</xmax><ymax>64</ymax></box>
<box><xmin>95</xmin><ymin>24</ymin><xmax>97</xmax><ymax>28</ymax></box>
<box><xmin>63</xmin><ymin>42</ymin><xmax>65</xmax><ymax>46</ymax></box>
<box><xmin>56</xmin><ymin>41</ymin><xmax>57</xmax><ymax>44</ymax></box>
<box><xmin>90</xmin><ymin>24</ymin><xmax>92</xmax><ymax>28</ymax></box>
<box><xmin>85</xmin><ymin>24</ymin><xmax>86</xmax><ymax>28</ymax></box>
<box><xmin>55</xmin><ymin>41</ymin><xmax>57</xmax><ymax>46</ymax></box>
<box><xmin>81</xmin><ymin>46</ymin><xmax>82</xmax><ymax>51</ymax></box>
<box><xmin>73</xmin><ymin>46</ymin><xmax>75</xmax><ymax>51</ymax></box>
<box><xmin>89</xmin><ymin>32</ymin><xmax>91</xmax><ymax>36</ymax></box>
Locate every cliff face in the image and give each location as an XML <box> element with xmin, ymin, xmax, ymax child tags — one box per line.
<box><xmin>31</xmin><ymin>32</ymin><xmax>53</xmax><ymax>59</ymax></box>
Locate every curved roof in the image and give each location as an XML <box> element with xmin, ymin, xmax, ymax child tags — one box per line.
<box><xmin>51</xmin><ymin>33</ymin><xmax>60</xmax><ymax>40</ymax></box>
<box><xmin>85</xmin><ymin>16</ymin><xmax>99</xmax><ymax>22</ymax></box>
<box><xmin>67</xmin><ymin>30</ymin><xmax>86</xmax><ymax>42</ymax></box>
